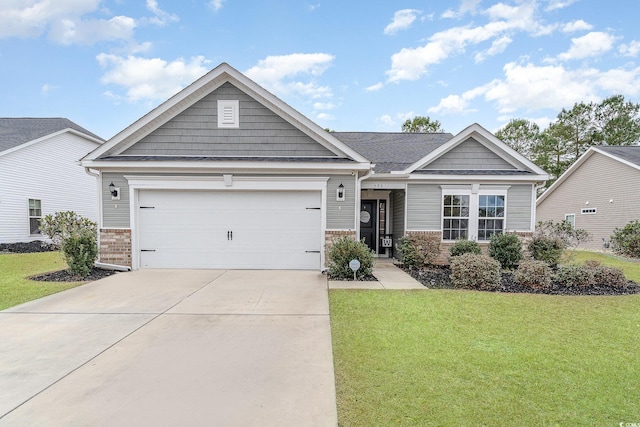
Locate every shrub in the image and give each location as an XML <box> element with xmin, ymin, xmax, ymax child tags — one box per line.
<box><xmin>449</xmin><ymin>239</ymin><xmax>482</xmax><ymax>258</ymax></box>
<box><xmin>514</xmin><ymin>260</ymin><xmax>552</xmax><ymax>289</ymax></box>
<box><xmin>327</xmin><ymin>236</ymin><xmax>374</xmax><ymax>280</ymax></box>
<box><xmin>62</xmin><ymin>231</ymin><xmax>98</xmax><ymax>277</ymax></box>
<box><xmin>488</xmin><ymin>233</ymin><xmax>523</xmax><ymax>270</ymax></box>
<box><xmin>610</xmin><ymin>220</ymin><xmax>640</xmax><ymax>259</ymax></box>
<box><xmin>398</xmin><ymin>234</ymin><xmax>441</xmax><ymax>269</ymax></box>
<box><xmin>528</xmin><ymin>235</ymin><xmax>564</xmax><ymax>267</ymax></box>
<box><xmin>39</xmin><ymin>211</ymin><xmax>98</xmax><ymax>277</ymax></box>
<box><xmin>450</xmin><ymin>253</ymin><xmax>501</xmax><ymax>290</ymax></box>
<box><xmin>535</xmin><ymin>220</ymin><xmax>592</xmax><ymax>250</ymax></box>
<box><xmin>554</xmin><ymin>265</ymin><xmax>595</xmax><ymax>287</ymax></box>
<box><xmin>589</xmin><ymin>265</ymin><xmax>628</xmax><ymax>288</ymax></box>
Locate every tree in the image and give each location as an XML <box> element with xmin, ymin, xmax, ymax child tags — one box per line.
<box><xmin>593</xmin><ymin>95</ymin><xmax>640</xmax><ymax>146</ymax></box>
<box><xmin>495</xmin><ymin>118</ymin><xmax>540</xmax><ymax>158</ymax></box>
<box><xmin>553</xmin><ymin>101</ymin><xmax>597</xmax><ymax>161</ymax></box>
<box><xmin>401</xmin><ymin>116</ymin><xmax>444</xmax><ymax>133</ymax></box>
<box><xmin>532</xmin><ymin>123</ymin><xmax>572</xmax><ymax>186</ymax></box>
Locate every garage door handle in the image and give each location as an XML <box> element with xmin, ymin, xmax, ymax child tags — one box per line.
<box><xmin>141</xmin><ymin>249</ymin><xmax>156</xmax><ymax>252</ymax></box>
<box><xmin>140</xmin><ymin>206</ymin><xmax>155</xmax><ymax>209</ymax></box>
<box><xmin>305</xmin><ymin>250</ymin><xmax>320</xmax><ymax>253</ymax></box>
<box><xmin>306</xmin><ymin>207</ymin><xmax>321</xmax><ymax>210</ymax></box>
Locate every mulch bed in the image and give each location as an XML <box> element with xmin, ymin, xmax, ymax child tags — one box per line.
<box><xmin>30</xmin><ymin>268</ymin><xmax>118</xmax><ymax>283</ymax></box>
<box><xmin>0</xmin><ymin>241</ymin><xmax>57</xmax><ymax>253</ymax></box>
<box><xmin>405</xmin><ymin>265</ymin><xmax>640</xmax><ymax>296</ymax></box>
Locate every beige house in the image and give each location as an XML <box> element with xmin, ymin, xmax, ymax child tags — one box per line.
<box><xmin>536</xmin><ymin>146</ymin><xmax>640</xmax><ymax>250</ymax></box>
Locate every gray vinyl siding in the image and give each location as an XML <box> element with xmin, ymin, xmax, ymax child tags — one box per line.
<box><xmin>102</xmin><ymin>172</ymin><xmax>131</xmax><ymax>228</ymax></box>
<box><xmin>406</xmin><ymin>183</ymin><xmax>441</xmax><ymax>230</ymax></box>
<box><xmin>123</xmin><ymin>82</ymin><xmax>336</xmax><ymax>157</ymax></box>
<box><xmin>422</xmin><ymin>137</ymin><xmax>515</xmax><ymax>170</ymax></box>
<box><xmin>506</xmin><ymin>185</ymin><xmax>533</xmax><ymax>231</ymax></box>
<box><xmin>391</xmin><ymin>189</ymin><xmax>406</xmax><ymax>247</ymax></box>
<box><xmin>101</xmin><ymin>172</ymin><xmax>355</xmax><ymax>230</ymax></box>
<box><xmin>537</xmin><ymin>152</ymin><xmax>640</xmax><ymax>250</ymax></box>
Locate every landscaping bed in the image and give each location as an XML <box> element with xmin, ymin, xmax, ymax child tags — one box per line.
<box><xmin>30</xmin><ymin>268</ymin><xmax>117</xmax><ymax>283</ymax></box>
<box><xmin>0</xmin><ymin>240</ymin><xmax>56</xmax><ymax>253</ymax></box>
<box><xmin>404</xmin><ymin>265</ymin><xmax>640</xmax><ymax>296</ymax></box>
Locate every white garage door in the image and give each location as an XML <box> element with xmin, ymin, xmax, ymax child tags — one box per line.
<box><xmin>137</xmin><ymin>190</ymin><xmax>322</xmax><ymax>270</ymax></box>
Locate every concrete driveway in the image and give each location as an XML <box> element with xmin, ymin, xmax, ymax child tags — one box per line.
<box><xmin>0</xmin><ymin>270</ymin><xmax>336</xmax><ymax>426</ymax></box>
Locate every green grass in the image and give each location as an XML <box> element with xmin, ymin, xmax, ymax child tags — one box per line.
<box><xmin>330</xmin><ymin>289</ymin><xmax>640</xmax><ymax>426</ymax></box>
<box><xmin>0</xmin><ymin>252</ymin><xmax>84</xmax><ymax>310</ymax></box>
<box><xmin>564</xmin><ymin>250</ymin><xmax>640</xmax><ymax>283</ymax></box>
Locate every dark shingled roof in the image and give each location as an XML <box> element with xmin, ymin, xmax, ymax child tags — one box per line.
<box><xmin>0</xmin><ymin>118</ymin><xmax>103</xmax><ymax>153</ymax></box>
<box><xmin>332</xmin><ymin>132</ymin><xmax>453</xmax><ymax>172</ymax></box>
<box><xmin>596</xmin><ymin>145</ymin><xmax>640</xmax><ymax>167</ymax></box>
<box><xmin>414</xmin><ymin>169</ymin><xmax>534</xmax><ymax>175</ymax></box>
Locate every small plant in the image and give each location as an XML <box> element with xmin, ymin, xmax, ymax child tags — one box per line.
<box><xmin>589</xmin><ymin>265</ymin><xmax>628</xmax><ymax>288</ymax></box>
<box><xmin>554</xmin><ymin>265</ymin><xmax>594</xmax><ymax>287</ymax></box>
<box><xmin>450</xmin><ymin>253</ymin><xmax>501</xmax><ymax>290</ymax></box>
<box><xmin>327</xmin><ymin>236</ymin><xmax>374</xmax><ymax>280</ymax></box>
<box><xmin>528</xmin><ymin>235</ymin><xmax>564</xmax><ymax>267</ymax></box>
<box><xmin>398</xmin><ymin>234</ymin><xmax>441</xmax><ymax>269</ymax></box>
<box><xmin>39</xmin><ymin>211</ymin><xmax>98</xmax><ymax>277</ymax></box>
<box><xmin>610</xmin><ymin>220</ymin><xmax>640</xmax><ymax>259</ymax></box>
<box><xmin>449</xmin><ymin>239</ymin><xmax>481</xmax><ymax>258</ymax></box>
<box><xmin>535</xmin><ymin>220</ymin><xmax>592</xmax><ymax>250</ymax></box>
<box><xmin>514</xmin><ymin>260</ymin><xmax>552</xmax><ymax>289</ymax></box>
<box><xmin>488</xmin><ymin>233</ymin><xmax>522</xmax><ymax>270</ymax></box>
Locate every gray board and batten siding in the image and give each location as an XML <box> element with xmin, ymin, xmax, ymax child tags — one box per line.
<box><xmin>101</xmin><ymin>172</ymin><xmax>356</xmax><ymax>230</ymax></box>
<box><xmin>391</xmin><ymin>189</ymin><xmax>406</xmax><ymax>247</ymax></box>
<box><xmin>421</xmin><ymin>138</ymin><xmax>516</xmax><ymax>170</ymax></box>
<box><xmin>405</xmin><ymin>183</ymin><xmax>533</xmax><ymax>232</ymax></box>
<box><xmin>121</xmin><ymin>82</ymin><xmax>336</xmax><ymax>158</ymax></box>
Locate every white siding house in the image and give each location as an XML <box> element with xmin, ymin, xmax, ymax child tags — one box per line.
<box><xmin>0</xmin><ymin>118</ymin><xmax>103</xmax><ymax>243</ymax></box>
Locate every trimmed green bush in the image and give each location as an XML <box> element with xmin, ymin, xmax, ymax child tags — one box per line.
<box><xmin>398</xmin><ymin>234</ymin><xmax>441</xmax><ymax>269</ymax></box>
<box><xmin>450</xmin><ymin>253</ymin><xmax>501</xmax><ymax>290</ymax></box>
<box><xmin>327</xmin><ymin>236</ymin><xmax>374</xmax><ymax>280</ymax></box>
<box><xmin>514</xmin><ymin>260</ymin><xmax>552</xmax><ymax>289</ymax></box>
<box><xmin>554</xmin><ymin>265</ymin><xmax>594</xmax><ymax>287</ymax></box>
<box><xmin>488</xmin><ymin>233</ymin><xmax>523</xmax><ymax>270</ymax></box>
<box><xmin>449</xmin><ymin>239</ymin><xmax>482</xmax><ymax>258</ymax></box>
<box><xmin>62</xmin><ymin>232</ymin><xmax>98</xmax><ymax>277</ymax></box>
<box><xmin>610</xmin><ymin>220</ymin><xmax>640</xmax><ymax>259</ymax></box>
<box><xmin>589</xmin><ymin>265</ymin><xmax>628</xmax><ymax>288</ymax></box>
<box><xmin>40</xmin><ymin>211</ymin><xmax>98</xmax><ymax>248</ymax></box>
<box><xmin>528</xmin><ymin>235</ymin><xmax>564</xmax><ymax>267</ymax></box>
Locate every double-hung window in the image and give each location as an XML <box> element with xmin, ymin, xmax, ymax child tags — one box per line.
<box><xmin>28</xmin><ymin>199</ymin><xmax>42</xmax><ymax>235</ymax></box>
<box><xmin>442</xmin><ymin>187</ymin><xmax>508</xmax><ymax>242</ymax></box>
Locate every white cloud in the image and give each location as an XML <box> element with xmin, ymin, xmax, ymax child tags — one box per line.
<box><xmin>145</xmin><ymin>0</ymin><xmax>178</xmax><ymax>26</ymax></box>
<box><xmin>245</xmin><ymin>53</ymin><xmax>335</xmax><ymax>100</ymax></box>
<box><xmin>365</xmin><ymin>82</ymin><xmax>384</xmax><ymax>92</ymax></box>
<box><xmin>49</xmin><ymin>15</ymin><xmax>135</xmax><ymax>45</ymax></box>
<box><xmin>557</xmin><ymin>32</ymin><xmax>617</xmax><ymax>61</ymax></box>
<box><xmin>41</xmin><ymin>83</ymin><xmax>58</xmax><ymax>96</ymax></box>
<box><xmin>96</xmin><ymin>54</ymin><xmax>210</xmax><ymax>103</ymax></box>
<box><xmin>384</xmin><ymin>9</ymin><xmax>421</xmax><ymax>35</ymax></box>
<box><xmin>442</xmin><ymin>0</ymin><xmax>481</xmax><ymax>19</ymax></box>
<box><xmin>316</xmin><ymin>113</ymin><xmax>335</xmax><ymax>121</ymax></box>
<box><xmin>313</xmin><ymin>102</ymin><xmax>335</xmax><ymax>110</ymax></box>
<box><xmin>619</xmin><ymin>40</ymin><xmax>640</xmax><ymax>57</ymax></box>
<box><xmin>210</xmin><ymin>0</ymin><xmax>225</xmax><ymax>11</ymax></box>
<box><xmin>545</xmin><ymin>0</ymin><xmax>578</xmax><ymax>11</ymax></box>
<box><xmin>386</xmin><ymin>2</ymin><xmax>539</xmax><ymax>82</ymax></box>
<box><xmin>475</xmin><ymin>35</ymin><xmax>512</xmax><ymax>63</ymax></box>
<box><xmin>561</xmin><ymin>20</ymin><xmax>592</xmax><ymax>33</ymax></box>
<box><xmin>377</xmin><ymin>115</ymin><xmax>395</xmax><ymax>126</ymax></box>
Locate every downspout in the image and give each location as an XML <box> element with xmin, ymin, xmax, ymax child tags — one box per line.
<box><xmin>355</xmin><ymin>165</ymin><xmax>375</xmax><ymax>239</ymax></box>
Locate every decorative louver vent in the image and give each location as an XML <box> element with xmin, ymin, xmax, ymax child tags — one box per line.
<box><xmin>217</xmin><ymin>100</ymin><xmax>239</xmax><ymax>128</ymax></box>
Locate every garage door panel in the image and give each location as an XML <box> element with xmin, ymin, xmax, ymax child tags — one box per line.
<box><xmin>137</xmin><ymin>190</ymin><xmax>321</xmax><ymax>270</ymax></box>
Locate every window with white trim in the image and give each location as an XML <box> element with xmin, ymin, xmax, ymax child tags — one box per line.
<box><xmin>441</xmin><ymin>188</ymin><xmax>508</xmax><ymax>241</ymax></box>
<box><xmin>28</xmin><ymin>199</ymin><xmax>42</xmax><ymax>235</ymax></box>
<box><xmin>565</xmin><ymin>213</ymin><xmax>575</xmax><ymax>229</ymax></box>
<box><xmin>217</xmin><ymin>100</ymin><xmax>239</xmax><ymax>128</ymax></box>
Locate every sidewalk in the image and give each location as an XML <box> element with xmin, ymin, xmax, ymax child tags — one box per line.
<box><xmin>328</xmin><ymin>259</ymin><xmax>425</xmax><ymax>289</ymax></box>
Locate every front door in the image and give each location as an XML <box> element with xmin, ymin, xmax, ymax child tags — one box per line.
<box><xmin>360</xmin><ymin>200</ymin><xmax>377</xmax><ymax>252</ymax></box>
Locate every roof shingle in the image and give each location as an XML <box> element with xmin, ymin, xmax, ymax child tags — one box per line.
<box><xmin>0</xmin><ymin>118</ymin><xmax>103</xmax><ymax>153</ymax></box>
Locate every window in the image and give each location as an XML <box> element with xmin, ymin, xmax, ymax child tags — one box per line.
<box><xmin>565</xmin><ymin>214</ymin><xmax>575</xmax><ymax>228</ymax></box>
<box><xmin>443</xmin><ymin>195</ymin><xmax>470</xmax><ymax>240</ymax></box>
<box><xmin>441</xmin><ymin>188</ymin><xmax>508</xmax><ymax>241</ymax></box>
<box><xmin>28</xmin><ymin>199</ymin><xmax>42</xmax><ymax>235</ymax></box>
<box><xmin>478</xmin><ymin>195</ymin><xmax>505</xmax><ymax>240</ymax></box>
<box><xmin>217</xmin><ymin>100</ymin><xmax>239</xmax><ymax>128</ymax></box>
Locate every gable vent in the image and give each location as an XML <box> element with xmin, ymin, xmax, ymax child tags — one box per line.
<box><xmin>217</xmin><ymin>100</ymin><xmax>239</xmax><ymax>128</ymax></box>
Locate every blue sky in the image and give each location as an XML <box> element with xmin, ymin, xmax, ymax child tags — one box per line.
<box><xmin>1</xmin><ymin>0</ymin><xmax>639</xmax><ymax>139</ymax></box>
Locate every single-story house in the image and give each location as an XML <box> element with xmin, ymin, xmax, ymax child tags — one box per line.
<box><xmin>537</xmin><ymin>145</ymin><xmax>640</xmax><ymax>250</ymax></box>
<box><xmin>80</xmin><ymin>63</ymin><xmax>548</xmax><ymax>270</ymax></box>
<box><xmin>0</xmin><ymin>118</ymin><xmax>103</xmax><ymax>244</ymax></box>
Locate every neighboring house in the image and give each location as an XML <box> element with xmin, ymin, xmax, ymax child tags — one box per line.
<box><xmin>80</xmin><ymin>63</ymin><xmax>548</xmax><ymax>270</ymax></box>
<box><xmin>0</xmin><ymin>118</ymin><xmax>104</xmax><ymax>243</ymax></box>
<box><xmin>537</xmin><ymin>146</ymin><xmax>640</xmax><ymax>251</ymax></box>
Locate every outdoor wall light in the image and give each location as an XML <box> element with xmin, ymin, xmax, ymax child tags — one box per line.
<box><xmin>109</xmin><ymin>182</ymin><xmax>119</xmax><ymax>198</ymax></box>
<box><xmin>336</xmin><ymin>183</ymin><xmax>346</xmax><ymax>202</ymax></box>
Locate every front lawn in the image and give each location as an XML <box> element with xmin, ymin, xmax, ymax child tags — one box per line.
<box><xmin>330</xmin><ymin>290</ymin><xmax>640</xmax><ymax>426</ymax></box>
<box><xmin>0</xmin><ymin>252</ymin><xmax>84</xmax><ymax>310</ymax></box>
